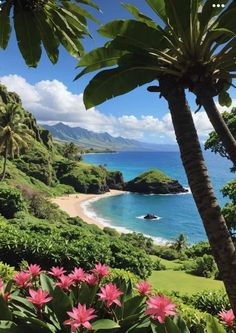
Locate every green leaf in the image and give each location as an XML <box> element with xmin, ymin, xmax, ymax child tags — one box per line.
<box><xmin>0</xmin><ymin>295</ymin><xmax>12</xmax><ymax>321</ymax></box>
<box><xmin>34</xmin><ymin>12</ymin><xmax>59</xmax><ymax>64</ymax></box>
<box><xmin>123</xmin><ymin>295</ymin><xmax>145</xmax><ymax>317</ymax></box>
<box><xmin>199</xmin><ymin>0</ymin><xmax>228</xmax><ymax>34</ymax></box>
<box><xmin>63</xmin><ymin>2</ymin><xmax>100</xmax><ymax>24</ymax></box>
<box><xmin>98</xmin><ymin>20</ymin><xmax>165</xmax><ymax>51</ymax></box>
<box><xmin>0</xmin><ymin>321</ymin><xmax>24</xmax><ymax>333</ymax></box>
<box><xmin>92</xmin><ymin>319</ymin><xmax>120</xmax><ymax>331</ymax></box>
<box><xmin>76</xmin><ymin>0</ymin><xmax>100</xmax><ymax>11</ymax></box>
<box><xmin>10</xmin><ymin>295</ymin><xmax>35</xmax><ymax>312</ymax></box>
<box><xmin>0</xmin><ymin>2</ymin><xmax>12</xmax><ymax>49</ymax></box>
<box><xmin>173</xmin><ymin>316</ymin><xmax>190</xmax><ymax>333</ymax></box>
<box><xmin>52</xmin><ymin>286</ymin><xmax>72</xmax><ymax>326</ymax></box>
<box><xmin>219</xmin><ymin>90</ymin><xmax>232</xmax><ymax>107</ymax></box>
<box><xmin>217</xmin><ymin>7</ymin><xmax>236</xmax><ymax>34</ymax></box>
<box><xmin>206</xmin><ymin>314</ymin><xmax>227</xmax><ymax>333</ymax></box>
<box><xmin>145</xmin><ymin>0</ymin><xmax>167</xmax><ymax>23</ymax></box>
<box><xmin>40</xmin><ymin>273</ymin><xmax>54</xmax><ymax>296</ymax></box>
<box><xmin>75</xmin><ymin>47</ymin><xmax>125</xmax><ymax>79</ymax></box>
<box><xmin>13</xmin><ymin>11</ymin><xmax>41</xmax><ymax>67</ymax></box>
<box><xmin>122</xmin><ymin>3</ymin><xmax>157</xmax><ymax>28</ymax></box>
<box><xmin>83</xmin><ymin>66</ymin><xmax>157</xmax><ymax>109</ymax></box>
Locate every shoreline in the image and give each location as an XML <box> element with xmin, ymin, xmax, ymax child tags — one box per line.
<box><xmin>51</xmin><ymin>190</ymin><xmax>127</xmax><ymax>229</ymax></box>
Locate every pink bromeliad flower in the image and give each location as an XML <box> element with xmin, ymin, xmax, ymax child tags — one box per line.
<box><xmin>136</xmin><ymin>281</ymin><xmax>152</xmax><ymax>296</ymax></box>
<box><xmin>26</xmin><ymin>264</ymin><xmax>42</xmax><ymax>277</ymax></box>
<box><xmin>27</xmin><ymin>288</ymin><xmax>52</xmax><ymax>309</ymax></box>
<box><xmin>85</xmin><ymin>274</ymin><xmax>99</xmax><ymax>286</ymax></box>
<box><xmin>145</xmin><ymin>295</ymin><xmax>177</xmax><ymax>323</ymax></box>
<box><xmin>219</xmin><ymin>309</ymin><xmax>235</xmax><ymax>327</ymax></box>
<box><xmin>69</xmin><ymin>268</ymin><xmax>86</xmax><ymax>283</ymax></box>
<box><xmin>64</xmin><ymin>304</ymin><xmax>97</xmax><ymax>331</ymax></box>
<box><xmin>55</xmin><ymin>275</ymin><xmax>74</xmax><ymax>291</ymax></box>
<box><xmin>98</xmin><ymin>282</ymin><xmax>123</xmax><ymax>307</ymax></box>
<box><xmin>49</xmin><ymin>266</ymin><xmax>66</xmax><ymax>278</ymax></box>
<box><xmin>13</xmin><ymin>272</ymin><xmax>32</xmax><ymax>288</ymax></box>
<box><xmin>91</xmin><ymin>263</ymin><xmax>110</xmax><ymax>279</ymax></box>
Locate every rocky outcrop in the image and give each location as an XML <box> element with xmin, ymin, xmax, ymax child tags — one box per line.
<box><xmin>125</xmin><ymin>169</ymin><xmax>187</xmax><ymax>194</ymax></box>
<box><xmin>106</xmin><ymin>171</ymin><xmax>125</xmax><ymax>190</ymax></box>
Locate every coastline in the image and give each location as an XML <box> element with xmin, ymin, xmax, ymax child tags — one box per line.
<box><xmin>51</xmin><ymin>190</ymin><xmax>127</xmax><ymax>229</ymax></box>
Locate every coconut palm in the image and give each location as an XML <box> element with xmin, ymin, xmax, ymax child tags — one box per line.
<box><xmin>76</xmin><ymin>0</ymin><xmax>236</xmax><ymax>313</ymax></box>
<box><xmin>0</xmin><ymin>103</ymin><xmax>33</xmax><ymax>181</ymax></box>
<box><xmin>0</xmin><ymin>0</ymin><xmax>99</xmax><ymax>67</ymax></box>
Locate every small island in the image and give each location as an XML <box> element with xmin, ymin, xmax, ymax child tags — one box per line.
<box><xmin>125</xmin><ymin>169</ymin><xmax>188</xmax><ymax>194</ymax></box>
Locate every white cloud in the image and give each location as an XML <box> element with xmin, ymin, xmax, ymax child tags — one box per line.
<box><xmin>0</xmin><ymin>75</ymin><xmax>214</xmax><ymax>143</ymax></box>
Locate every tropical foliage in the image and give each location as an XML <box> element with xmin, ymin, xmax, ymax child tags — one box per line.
<box><xmin>0</xmin><ymin>103</ymin><xmax>33</xmax><ymax>181</ymax></box>
<box><xmin>0</xmin><ymin>262</ymin><xmax>232</xmax><ymax>333</ymax></box>
<box><xmin>0</xmin><ymin>0</ymin><xmax>99</xmax><ymax>67</ymax></box>
<box><xmin>77</xmin><ymin>0</ymin><xmax>236</xmax><ymax>313</ymax></box>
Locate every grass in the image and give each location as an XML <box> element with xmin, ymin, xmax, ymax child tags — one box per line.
<box><xmin>149</xmin><ymin>268</ymin><xmax>224</xmax><ymax>295</ymax></box>
<box><xmin>133</xmin><ymin>169</ymin><xmax>172</xmax><ymax>183</ymax></box>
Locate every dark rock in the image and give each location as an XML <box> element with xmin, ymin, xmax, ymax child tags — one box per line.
<box><xmin>144</xmin><ymin>214</ymin><xmax>158</xmax><ymax>220</ymax></box>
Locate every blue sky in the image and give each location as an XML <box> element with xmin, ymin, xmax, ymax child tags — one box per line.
<box><xmin>0</xmin><ymin>0</ymin><xmax>235</xmax><ymax>143</ymax></box>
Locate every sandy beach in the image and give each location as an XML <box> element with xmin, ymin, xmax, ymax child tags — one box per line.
<box><xmin>51</xmin><ymin>190</ymin><xmax>127</xmax><ymax>229</ymax></box>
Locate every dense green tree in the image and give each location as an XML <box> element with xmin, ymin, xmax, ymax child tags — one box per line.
<box><xmin>0</xmin><ymin>0</ymin><xmax>99</xmax><ymax>67</ymax></box>
<box><xmin>77</xmin><ymin>0</ymin><xmax>236</xmax><ymax>313</ymax></box>
<box><xmin>0</xmin><ymin>103</ymin><xmax>33</xmax><ymax>181</ymax></box>
<box><xmin>63</xmin><ymin>141</ymin><xmax>82</xmax><ymax>160</ymax></box>
<box><xmin>171</xmin><ymin>234</ymin><xmax>187</xmax><ymax>253</ymax></box>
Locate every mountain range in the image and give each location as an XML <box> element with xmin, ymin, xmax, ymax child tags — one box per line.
<box><xmin>42</xmin><ymin>122</ymin><xmax>178</xmax><ymax>151</ymax></box>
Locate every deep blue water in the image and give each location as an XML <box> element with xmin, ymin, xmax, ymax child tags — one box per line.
<box><xmin>83</xmin><ymin>151</ymin><xmax>233</xmax><ymax>244</ymax></box>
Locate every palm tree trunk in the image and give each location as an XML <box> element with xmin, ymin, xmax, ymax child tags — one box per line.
<box><xmin>0</xmin><ymin>147</ymin><xmax>7</xmax><ymax>182</ymax></box>
<box><xmin>159</xmin><ymin>76</ymin><xmax>236</xmax><ymax>315</ymax></box>
<box><xmin>195</xmin><ymin>87</ymin><xmax>236</xmax><ymax>166</ymax></box>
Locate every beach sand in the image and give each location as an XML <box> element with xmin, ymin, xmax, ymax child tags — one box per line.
<box><xmin>51</xmin><ymin>190</ymin><xmax>126</xmax><ymax>229</ymax></box>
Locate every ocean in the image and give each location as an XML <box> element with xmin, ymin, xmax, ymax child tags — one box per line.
<box><xmin>83</xmin><ymin>151</ymin><xmax>233</xmax><ymax>244</ymax></box>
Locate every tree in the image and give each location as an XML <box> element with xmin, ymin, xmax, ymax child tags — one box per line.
<box><xmin>0</xmin><ymin>103</ymin><xmax>33</xmax><ymax>181</ymax></box>
<box><xmin>171</xmin><ymin>234</ymin><xmax>187</xmax><ymax>253</ymax></box>
<box><xmin>205</xmin><ymin>109</ymin><xmax>236</xmax><ymax>238</ymax></box>
<box><xmin>76</xmin><ymin>1</ymin><xmax>236</xmax><ymax>314</ymax></box>
<box><xmin>0</xmin><ymin>0</ymin><xmax>99</xmax><ymax>67</ymax></box>
<box><xmin>63</xmin><ymin>142</ymin><xmax>81</xmax><ymax>161</ymax></box>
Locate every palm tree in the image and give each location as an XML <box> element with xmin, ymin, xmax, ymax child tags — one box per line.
<box><xmin>172</xmin><ymin>234</ymin><xmax>187</xmax><ymax>253</ymax></box>
<box><xmin>0</xmin><ymin>0</ymin><xmax>99</xmax><ymax>67</ymax></box>
<box><xmin>0</xmin><ymin>103</ymin><xmax>33</xmax><ymax>181</ymax></box>
<box><xmin>76</xmin><ymin>0</ymin><xmax>236</xmax><ymax>313</ymax></box>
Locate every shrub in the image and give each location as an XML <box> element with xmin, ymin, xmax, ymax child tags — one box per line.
<box><xmin>185</xmin><ymin>241</ymin><xmax>212</xmax><ymax>258</ymax></box>
<box><xmin>153</xmin><ymin>245</ymin><xmax>181</xmax><ymax>260</ymax></box>
<box><xmin>120</xmin><ymin>232</ymin><xmax>154</xmax><ymax>254</ymax></box>
<box><xmin>183</xmin><ymin>290</ymin><xmax>230</xmax><ymax>316</ymax></box>
<box><xmin>0</xmin><ymin>218</ymin><xmax>151</xmax><ymax>279</ymax></box>
<box><xmin>153</xmin><ymin>258</ymin><xmax>166</xmax><ymax>271</ymax></box>
<box><xmin>0</xmin><ymin>184</ymin><xmax>27</xmax><ymax>218</ymax></box>
<box><xmin>103</xmin><ymin>268</ymin><xmax>139</xmax><ymax>285</ymax></box>
<box><xmin>0</xmin><ymin>261</ymin><xmax>15</xmax><ymax>281</ymax></box>
<box><xmin>103</xmin><ymin>227</ymin><xmax>120</xmax><ymax>238</ymax></box>
<box><xmin>189</xmin><ymin>254</ymin><xmax>217</xmax><ymax>278</ymax></box>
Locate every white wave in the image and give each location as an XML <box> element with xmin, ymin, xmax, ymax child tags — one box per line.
<box><xmin>157</xmin><ymin>187</ymin><xmax>191</xmax><ymax>196</ymax></box>
<box><xmin>81</xmin><ymin>198</ymin><xmax>168</xmax><ymax>245</ymax></box>
<box><xmin>136</xmin><ymin>215</ymin><xmax>161</xmax><ymax>220</ymax></box>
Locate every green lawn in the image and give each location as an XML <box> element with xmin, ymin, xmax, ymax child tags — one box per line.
<box><xmin>148</xmin><ymin>270</ymin><xmax>224</xmax><ymax>295</ymax></box>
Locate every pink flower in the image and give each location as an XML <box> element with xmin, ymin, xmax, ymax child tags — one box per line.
<box><xmin>27</xmin><ymin>288</ymin><xmax>52</xmax><ymax>309</ymax></box>
<box><xmin>49</xmin><ymin>266</ymin><xmax>66</xmax><ymax>278</ymax></box>
<box><xmin>85</xmin><ymin>274</ymin><xmax>99</xmax><ymax>286</ymax></box>
<box><xmin>55</xmin><ymin>275</ymin><xmax>74</xmax><ymax>291</ymax></box>
<box><xmin>64</xmin><ymin>304</ymin><xmax>97</xmax><ymax>331</ymax></box>
<box><xmin>219</xmin><ymin>309</ymin><xmax>235</xmax><ymax>327</ymax></box>
<box><xmin>98</xmin><ymin>282</ymin><xmax>123</xmax><ymax>307</ymax></box>
<box><xmin>13</xmin><ymin>272</ymin><xmax>32</xmax><ymax>288</ymax></box>
<box><xmin>145</xmin><ymin>295</ymin><xmax>177</xmax><ymax>323</ymax></box>
<box><xmin>0</xmin><ymin>278</ymin><xmax>3</xmax><ymax>290</ymax></box>
<box><xmin>26</xmin><ymin>264</ymin><xmax>42</xmax><ymax>277</ymax></box>
<box><xmin>69</xmin><ymin>268</ymin><xmax>86</xmax><ymax>283</ymax></box>
<box><xmin>91</xmin><ymin>263</ymin><xmax>110</xmax><ymax>279</ymax></box>
<box><xmin>136</xmin><ymin>281</ymin><xmax>152</xmax><ymax>296</ymax></box>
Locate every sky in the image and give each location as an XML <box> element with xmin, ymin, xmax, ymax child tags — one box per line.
<box><xmin>0</xmin><ymin>0</ymin><xmax>235</xmax><ymax>144</ymax></box>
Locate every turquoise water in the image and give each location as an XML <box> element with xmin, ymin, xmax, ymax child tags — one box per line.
<box><xmin>83</xmin><ymin>151</ymin><xmax>233</xmax><ymax>244</ymax></box>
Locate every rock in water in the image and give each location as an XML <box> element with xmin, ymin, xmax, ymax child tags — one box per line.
<box><xmin>125</xmin><ymin>169</ymin><xmax>188</xmax><ymax>194</ymax></box>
